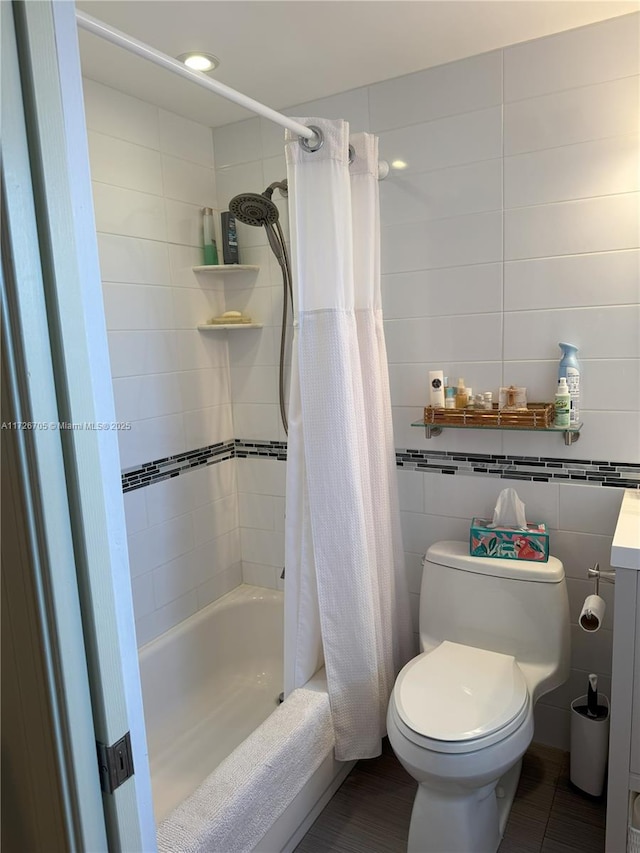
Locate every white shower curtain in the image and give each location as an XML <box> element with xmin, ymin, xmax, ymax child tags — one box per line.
<box><xmin>283</xmin><ymin>118</ymin><xmax>413</xmax><ymax>761</ymax></box>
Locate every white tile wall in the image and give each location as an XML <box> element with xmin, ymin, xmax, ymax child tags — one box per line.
<box><xmin>369</xmin><ymin>51</ymin><xmax>502</xmax><ymax>131</ymax></box>
<box><xmin>504</xmin><ymin>134</ymin><xmax>639</xmax><ymax>209</ymax></box>
<box><xmin>87</xmin><ymin>132</ymin><xmax>163</xmax><ymax>196</ymax></box>
<box><xmin>378</xmin><ymin>106</ymin><xmax>502</xmax><ymax>174</ymax></box>
<box><xmin>158</xmin><ymin>109</ymin><xmax>215</xmax><ymax>167</ymax></box>
<box><xmin>82</xmin><ymin>78</ymin><xmax>160</xmax><ymax>148</ymax></box>
<box><xmin>504</xmin><ymin>250</ymin><xmax>640</xmax><ymax>311</ymax></box>
<box><xmin>504</xmin><ymin>193</ymin><xmax>640</xmax><ymax>260</ymax></box>
<box><xmin>504</xmin><ymin>76</ymin><xmax>640</xmax><ymax>155</ymax></box>
<box><xmin>379</xmin><ymin>158</ymin><xmax>502</xmax><ymax>225</ymax></box>
<box><xmin>212</xmin><ymin>13</ymin><xmax>640</xmax><ymax>749</ymax></box>
<box><xmin>235</xmin><ymin>459</ymin><xmax>287</xmax><ymax>589</ymax></box>
<box><xmin>382</xmin><ymin>264</ymin><xmax>503</xmax><ymax>320</ymax></box>
<box><xmin>97</xmin><ymin>234</ymin><xmax>170</xmax><ymax>286</ymax></box>
<box><xmin>125</xmin><ymin>459</ymin><xmax>241</xmax><ymax>646</ymax></box>
<box><xmin>84</xmin><ymin>79</ymin><xmax>243</xmax><ymax>642</ymax></box>
<box><xmin>503</xmin><ymin>13</ymin><xmax>639</xmax><ymax>102</ymax></box>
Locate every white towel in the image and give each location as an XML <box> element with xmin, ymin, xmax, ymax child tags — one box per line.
<box><xmin>157</xmin><ymin>683</ymin><xmax>334</xmax><ymax>853</ymax></box>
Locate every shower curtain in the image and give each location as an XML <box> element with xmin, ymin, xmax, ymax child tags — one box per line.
<box><xmin>283</xmin><ymin>118</ymin><xmax>413</xmax><ymax>761</ymax></box>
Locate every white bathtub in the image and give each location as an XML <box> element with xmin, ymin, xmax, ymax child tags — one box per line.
<box><xmin>140</xmin><ymin>584</ymin><xmax>353</xmax><ymax>852</ymax></box>
<box><xmin>139</xmin><ymin>585</ymin><xmax>284</xmax><ymax>823</ymax></box>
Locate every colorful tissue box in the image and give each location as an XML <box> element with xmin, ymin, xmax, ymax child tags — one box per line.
<box><xmin>470</xmin><ymin>517</ymin><xmax>549</xmax><ymax>562</ymax></box>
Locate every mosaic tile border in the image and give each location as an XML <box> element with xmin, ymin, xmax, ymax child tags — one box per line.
<box><xmin>396</xmin><ymin>449</ymin><xmax>640</xmax><ymax>489</ymax></box>
<box><xmin>121</xmin><ymin>439</ymin><xmax>640</xmax><ymax>492</ymax></box>
<box><xmin>235</xmin><ymin>439</ymin><xmax>288</xmax><ymax>460</ymax></box>
<box><xmin>121</xmin><ymin>440</ymin><xmax>235</xmax><ymax>493</ymax></box>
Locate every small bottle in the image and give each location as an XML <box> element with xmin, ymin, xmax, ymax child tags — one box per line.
<box><xmin>428</xmin><ymin>370</ymin><xmax>445</xmax><ymax>407</ymax></box>
<box><xmin>202</xmin><ymin>207</ymin><xmax>219</xmax><ymax>265</ymax></box>
<box><xmin>555</xmin><ymin>377</ymin><xmax>571</xmax><ymax>428</ymax></box>
<box><xmin>221</xmin><ymin>211</ymin><xmax>239</xmax><ymax>264</ymax></box>
<box><xmin>483</xmin><ymin>391</ymin><xmax>493</xmax><ymax>411</ymax></box>
<box><xmin>444</xmin><ymin>387</ymin><xmax>456</xmax><ymax>409</ymax></box>
<box><xmin>455</xmin><ymin>378</ymin><xmax>467</xmax><ymax>409</ymax></box>
<box><xmin>474</xmin><ymin>394</ymin><xmax>484</xmax><ymax>409</ymax></box>
<box><xmin>559</xmin><ymin>342</ymin><xmax>580</xmax><ymax>424</ymax></box>
<box><xmin>466</xmin><ymin>387</ymin><xmax>473</xmax><ymax>407</ymax></box>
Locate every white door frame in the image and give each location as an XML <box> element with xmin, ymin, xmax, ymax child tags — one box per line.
<box><xmin>3</xmin><ymin>1</ymin><xmax>156</xmax><ymax>849</ymax></box>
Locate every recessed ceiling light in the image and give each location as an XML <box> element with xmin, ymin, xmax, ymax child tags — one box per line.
<box><xmin>177</xmin><ymin>52</ymin><xmax>220</xmax><ymax>73</ymax></box>
<box><xmin>391</xmin><ymin>160</ymin><xmax>408</xmax><ymax>170</ymax></box>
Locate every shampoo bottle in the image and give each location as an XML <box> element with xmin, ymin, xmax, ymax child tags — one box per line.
<box><xmin>202</xmin><ymin>207</ymin><xmax>219</xmax><ymax>265</ymax></box>
<box><xmin>559</xmin><ymin>342</ymin><xmax>580</xmax><ymax>424</ymax></box>
<box><xmin>555</xmin><ymin>377</ymin><xmax>571</xmax><ymax>428</ymax></box>
<box><xmin>221</xmin><ymin>211</ymin><xmax>239</xmax><ymax>264</ymax></box>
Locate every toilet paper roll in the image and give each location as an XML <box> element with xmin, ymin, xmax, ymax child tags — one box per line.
<box><xmin>579</xmin><ymin>594</ymin><xmax>606</xmax><ymax>632</ymax></box>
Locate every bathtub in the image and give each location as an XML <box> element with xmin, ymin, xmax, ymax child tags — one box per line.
<box><xmin>139</xmin><ymin>584</ymin><xmax>353</xmax><ymax>852</ymax></box>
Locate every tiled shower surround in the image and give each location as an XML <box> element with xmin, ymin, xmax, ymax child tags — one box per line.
<box><xmin>87</xmin><ymin>12</ymin><xmax>639</xmax><ymax>747</ymax></box>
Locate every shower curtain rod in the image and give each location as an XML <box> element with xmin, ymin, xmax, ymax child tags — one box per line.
<box><xmin>75</xmin><ymin>11</ymin><xmax>389</xmax><ymax>180</ymax></box>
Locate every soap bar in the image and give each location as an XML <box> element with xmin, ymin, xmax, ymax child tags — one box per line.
<box><xmin>208</xmin><ymin>312</ymin><xmax>252</xmax><ymax>325</ymax></box>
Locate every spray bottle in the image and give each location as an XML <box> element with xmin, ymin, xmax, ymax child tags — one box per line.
<box><xmin>558</xmin><ymin>343</ymin><xmax>580</xmax><ymax>425</ymax></box>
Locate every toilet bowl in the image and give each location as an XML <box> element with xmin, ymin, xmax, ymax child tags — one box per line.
<box><xmin>387</xmin><ymin>642</ymin><xmax>534</xmax><ymax>853</ymax></box>
<box><xmin>387</xmin><ymin>541</ymin><xmax>570</xmax><ymax>853</ymax></box>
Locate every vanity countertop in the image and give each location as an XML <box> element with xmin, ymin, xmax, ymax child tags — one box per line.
<box><xmin>611</xmin><ymin>489</ymin><xmax>640</xmax><ymax>570</ymax></box>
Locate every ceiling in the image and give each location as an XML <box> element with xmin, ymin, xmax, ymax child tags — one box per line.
<box><xmin>76</xmin><ymin>1</ymin><xmax>640</xmax><ymax>129</ymax></box>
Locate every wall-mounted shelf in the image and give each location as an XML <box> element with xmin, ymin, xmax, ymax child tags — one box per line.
<box><xmin>411</xmin><ymin>420</ymin><xmax>582</xmax><ymax>446</ymax></box>
<box><xmin>192</xmin><ymin>264</ymin><xmax>259</xmax><ymax>274</ymax></box>
<box><xmin>194</xmin><ymin>265</ymin><xmax>262</xmax><ymax>330</ymax></box>
<box><xmin>197</xmin><ymin>323</ymin><xmax>263</xmax><ymax>331</ymax></box>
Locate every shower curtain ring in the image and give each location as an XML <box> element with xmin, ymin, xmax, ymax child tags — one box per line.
<box><xmin>299</xmin><ymin>125</ymin><xmax>324</xmax><ymax>153</ymax></box>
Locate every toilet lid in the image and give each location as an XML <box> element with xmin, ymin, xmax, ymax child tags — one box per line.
<box><xmin>395</xmin><ymin>641</ymin><xmax>528</xmax><ymax>742</ymax></box>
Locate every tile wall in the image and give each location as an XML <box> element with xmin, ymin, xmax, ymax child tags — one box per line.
<box><xmin>212</xmin><ymin>12</ymin><xmax>640</xmax><ymax>747</ymax></box>
<box><xmin>83</xmin><ymin>80</ymin><xmax>242</xmax><ymax>646</ymax></box>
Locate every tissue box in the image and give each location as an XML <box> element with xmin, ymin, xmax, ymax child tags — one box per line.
<box><xmin>470</xmin><ymin>517</ymin><xmax>549</xmax><ymax>562</ymax></box>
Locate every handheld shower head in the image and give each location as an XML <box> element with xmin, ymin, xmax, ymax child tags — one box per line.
<box><xmin>228</xmin><ymin>180</ymin><xmax>288</xmax><ymax>227</ymax></box>
<box><xmin>227</xmin><ymin>180</ymin><xmax>292</xmax><ymax>435</ymax></box>
<box><xmin>229</xmin><ymin>192</ymin><xmax>279</xmax><ymax>227</ymax></box>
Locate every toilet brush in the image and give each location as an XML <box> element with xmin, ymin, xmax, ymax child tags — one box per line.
<box><xmin>587</xmin><ymin>673</ymin><xmax>598</xmax><ymax>718</ymax></box>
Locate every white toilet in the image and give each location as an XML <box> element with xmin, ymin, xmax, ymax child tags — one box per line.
<box><xmin>387</xmin><ymin>540</ymin><xmax>570</xmax><ymax>853</ymax></box>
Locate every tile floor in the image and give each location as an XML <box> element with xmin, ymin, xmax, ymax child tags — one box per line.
<box><xmin>295</xmin><ymin>741</ymin><xmax>606</xmax><ymax>853</ymax></box>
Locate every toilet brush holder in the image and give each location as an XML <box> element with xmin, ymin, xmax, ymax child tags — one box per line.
<box><xmin>570</xmin><ymin>694</ymin><xmax>610</xmax><ymax>796</ymax></box>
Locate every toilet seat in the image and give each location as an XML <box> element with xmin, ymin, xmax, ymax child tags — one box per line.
<box><xmin>393</xmin><ymin>641</ymin><xmax>530</xmax><ymax>754</ymax></box>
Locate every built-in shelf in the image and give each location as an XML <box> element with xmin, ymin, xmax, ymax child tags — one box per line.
<box><xmin>197</xmin><ymin>323</ymin><xmax>263</xmax><ymax>331</ymax></box>
<box><xmin>192</xmin><ymin>264</ymin><xmax>260</xmax><ymax>273</ymax></box>
<box><xmin>411</xmin><ymin>419</ymin><xmax>583</xmax><ymax>446</ymax></box>
<box><xmin>194</xmin><ymin>265</ymin><xmax>262</xmax><ymax>329</ymax></box>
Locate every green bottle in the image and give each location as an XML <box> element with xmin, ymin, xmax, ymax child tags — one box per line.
<box><xmin>202</xmin><ymin>207</ymin><xmax>219</xmax><ymax>265</ymax></box>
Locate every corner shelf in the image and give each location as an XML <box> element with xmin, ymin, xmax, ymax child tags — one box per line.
<box><xmin>411</xmin><ymin>420</ymin><xmax>582</xmax><ymax>446</ymax></box>
<box><xmin>197</xmin><ymin>323</ymin><xmax>263</xmax><ymax>331</ymax></box>
<box><xmin>192</xmin><ymin>264</ymin><xmax>259</xmax><ymax>274</ymax></box>
<box><xmin>193</xmin><ymin>265</ymin><xmax>262</xmax><ymax>330</ymax></box>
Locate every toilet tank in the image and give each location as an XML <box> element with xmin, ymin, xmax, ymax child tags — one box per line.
<box><xmin>420</xmin><ymin>541</ymin><xmax>570</xmax><ymax>701</ymax></box>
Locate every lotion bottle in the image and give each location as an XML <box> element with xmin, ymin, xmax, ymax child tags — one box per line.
<box><xmin>555</xmin><ymin>377</ymin><xmax>571</xmax><ymax>428</ymax></box>
<box><xmin>455</xmin><ymin>378</ymin><xmax>467</xmax><ymax>409</ymax></box>
<box><xmin>429</xmin><ymin>370</ymin><xmax>445</xmax><ymax>407</ymax></box>
<box><xmin>559</xmin><ymin>342</ymin><xmax>580</xmax><ymax>424</ymax></box>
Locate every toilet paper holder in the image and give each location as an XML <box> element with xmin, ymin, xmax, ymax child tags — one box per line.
<box><xmin>587</xmin><ymin>563</ymin><xmax>616</xmax><ymax>596</ymax></box>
